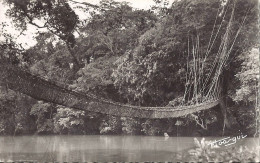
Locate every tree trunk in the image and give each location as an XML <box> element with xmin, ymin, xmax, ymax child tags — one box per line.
<box><xmin>219</xmin><ymin>70</ymin><xmax>231</xmax><ymax>133</ymax></box>
<box><xmin>219</xmin><ymin>96</ymin><xmax>231</xmax><ymax>129</ymax></box>
<box><xmin>66</xmin><ymin>44</ymin><xmax>82</xmax><ymax>72</ymax></box>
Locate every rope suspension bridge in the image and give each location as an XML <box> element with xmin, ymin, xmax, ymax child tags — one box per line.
<box><xmin>0</xmin><ymin>62</ymin><xmax>220</xmax><ymax>119</ymax></box>
<box><xmin>0</xmin><ymin>1</ymin><xmax>244</xmax><ymax>119</ymax></box>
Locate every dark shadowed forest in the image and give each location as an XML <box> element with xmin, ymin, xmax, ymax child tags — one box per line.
<box><xmin>0</xmin><ymin>0</ymin><xmax>259</xmax><ymax>137</ymax></box>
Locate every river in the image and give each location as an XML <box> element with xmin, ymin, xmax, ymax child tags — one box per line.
<box><xmin>0</xmin><ymin>135</ymin><xmax>257</xmax><ymax>162</ymax></box>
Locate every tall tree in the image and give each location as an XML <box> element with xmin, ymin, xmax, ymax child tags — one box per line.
<box><xmin>4</xmin><ymin>0</ymin><xmax>81</xmax><ymax>70</ymax></box>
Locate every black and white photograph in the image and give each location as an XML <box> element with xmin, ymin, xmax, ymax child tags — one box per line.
<box><xmin>0</xmin><ymin>0</ymin><xmax>259</xmax><ymax>162</ymax></box>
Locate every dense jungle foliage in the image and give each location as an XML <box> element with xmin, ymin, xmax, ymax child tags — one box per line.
<box><xmin>0</xmin><ymin>0</ymin><xmax>258</xmax><ymax>136</ymax></box>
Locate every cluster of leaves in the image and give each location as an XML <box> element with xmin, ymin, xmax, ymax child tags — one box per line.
<box><xmin>99</xmin><ymin>116</ymin><xmax>122</xmax><ymax>134</ymax></box>
<box><xmin>187</xmin><ymin>138</ymin><xmax>259</xmax><ymax>162</ymax></box>
<box><xmin>0</xmin><ymin>39</ymin><xmax>26</xmax><ymax>65</ymax></box>
<box><xmin>53</xmin><ymin>107</ymin><xmax>85</xmax><ymax>134</ymax></box>
<box><xmin>4</xmin><ymin>0</ymin><xmax>83</xmax><ymax>70</ymax></box>
<box><xmin>232</xmin><ymin>48</ymin><xmax>259</xmax><ymax>103</ymax></box>
<box><xmin>30</xmin><ymin>101</ymin><xmax>55</xmax><ymax>134</ymax></box>
<box><xmin>121</xmin><ymin>117</ymin><xmax>142</xmax><ymax>135</ymax></box>
<box><xmin>84</xmin><ymin>0</ymin><xmax>157</xmax><ymax>56</ymax></box>
<box><xmin>4</xmin><ymin>0</ymin><xmax>78</xmax><ymax>42</ymax></box>
<box><xmin>0</xmin><ymin>87</ymin><xmax>36</xmax><ymax>135</ymax></box>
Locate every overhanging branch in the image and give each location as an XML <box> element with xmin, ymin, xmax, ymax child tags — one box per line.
<box><xmin>69</xmin><ymin>0</ymin><xmax>99</xmax><ymax>9</ymax></box>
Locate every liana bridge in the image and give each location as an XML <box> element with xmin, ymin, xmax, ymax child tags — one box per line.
<box><xmin>0</xmin><ymin>63</ymin><xmax>220</xmax><ymax>119</ymax></box>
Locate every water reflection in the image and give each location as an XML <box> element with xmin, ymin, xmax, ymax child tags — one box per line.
<box><xmin>0</xmin><ymin>135</ymin><xmax>257</xmax><ymax>162</ymax></box>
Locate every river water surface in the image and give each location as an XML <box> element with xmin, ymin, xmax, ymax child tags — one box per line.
<box><xmin>0</xmin><ymin>135</ymin><xmax>257</xmax><ymax>162</ymax></box>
